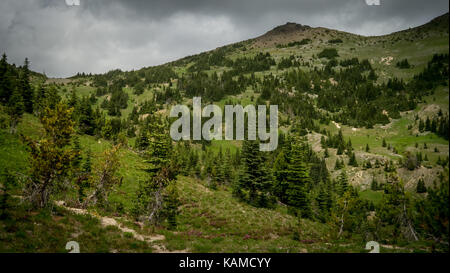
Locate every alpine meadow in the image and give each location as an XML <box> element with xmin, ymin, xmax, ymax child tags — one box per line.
<box><xmin>0</xmin><ymin>6</ymin><xmax>449</xmax><ymax>254</ymax></box>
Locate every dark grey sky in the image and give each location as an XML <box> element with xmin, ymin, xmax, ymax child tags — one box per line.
<box><xmin>0</xmin><ymin>0</ymin><xmax>448</xmax><ymax>77</ymax></box>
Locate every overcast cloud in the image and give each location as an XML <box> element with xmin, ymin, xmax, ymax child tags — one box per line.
<box><xmin>0</xmin><ymin>0</ymin><xmax>448</xmax><ymax>77</ymax></box>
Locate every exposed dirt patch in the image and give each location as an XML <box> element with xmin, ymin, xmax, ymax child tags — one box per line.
<box><xmin>54</xmin><ymin>201</ymin><xmax>181</xmax><ymax>253</ymax></box>
<box><xmin>418</xmin><ymin>104</ymin><xmax>442</xmax><ymax>119</ymax></box>
<box><xmin>379</xmin><ymin>56</ymin><xmax>394</xmax><ymax>65</ymax></box>
<box><xmin>398</xmin><ymin>166</ymin><xmax>445</xmax><ymax>190</ymax></box>
<box><xmin>331</xmin><ymin>121</ymin><xmax>341</xmax><ymax>129</ymax></box>
<box><xmin>307</xmin><ymin>132</ymin><xmax>323</xmax><ymax>153</ymax></box>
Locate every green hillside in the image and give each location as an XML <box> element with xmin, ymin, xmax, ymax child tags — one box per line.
<box><xmin>0</xmin><ymin>13</ymin><xmax>448</xmax><ymax>253</ymax></box>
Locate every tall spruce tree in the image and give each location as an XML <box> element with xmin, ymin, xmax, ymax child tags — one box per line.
<box><xmin>20</xmin><ymin>58</ymin><xmax>33</xmax><ymax>113</ymax></box>
<box><xmin>236</xmin><ymin>140</ymin><xmax>263</xmax><ymax>205</ymax></box>
<box><xmin>337</xmin><ymin>170</ymin><xmax>349</xmax><ymax>196</ymax></box>
<box><xmin>273</xmin><ymin>151</ymin><xmax>289</xmax><ymax>202</ymax></box>
<box><xmin>6</xmin><ymin>87</ymin><xmax>24</xmax><ymax>134</ymax></box>
<box><xmin>0</xmin><ymin>53</ymin><xmax>13</xmax><ymax>103</ymax></box>
<box><xmin>285</xmin><ymin>142</ymin><xmax>312</xmax><ymax>218</ymax></box>
<box><xmin>133</xmin><ymin>115</ymin><xmax>178</xmax><ymax>226</ymax></box>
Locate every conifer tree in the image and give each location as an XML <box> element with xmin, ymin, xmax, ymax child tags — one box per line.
<box><xmin>349</xmin><ymin>152</ymin><xmax>358</xmax><ymax>167</ymax></box>
<box><xmin>20</xmin><ymin>58</ymin><xmax>33</xmax><ymax>113</ymax></box>
<box><xmin>0</xmin><ymin>53</ymin><xmax>13</xmax><ymax>103</ymax></box>
<box><xmin>317</xmin><ymin>181</ymin><xmax>332</xmax><ymax>221</ymax></box>
<box><xmin>23</xmin><ymin>103</ymin><xmax>76</xmax><ymax>208</ymax></box>
<box><xmin>77</xmin><ymin>96</ymin><xmax>95</xmax><ymax>135</ymax></box>
<box><xmin>163</xmin><ymin>181</ymin><xmax>180</xmax><ymax>229</ymax></box>
<box><xmin>237</xmin><ymin>140</ymin><xmax>263</xmax><ymax>205</ymax></box>
<box><xmin>6</xmin><ymin>88</ymin><xmax>24</xmax><ymax>134</ymax></box>
<box><xmin>378</xmin><ymin>173</ymin><xmax>418</xmax><ymax>241</ymax></box>
<box><xmin>133</xmin><ymin>116</ymin><xmax>178</xmax><ymax>225</ymax></box>
<box><xmin>337</xmin><ymin>170</ymin><xmax>349</xmax><ymax>196</ymax></box>
<box><xmin>416</xmin><ymin>178</ymin><xmax>427</xmax><ymax>193</ymax></box>
<box><xmin>273</xmin><ymin>151</ymin><xmax>289</xmax><ymax>201</ymax></box>
<box><xmin>77</xmin><ymin>148</ymin><xmax>92</xmax><ymax>202</ymax></box>
<box><xmin>371</xmin><ymin>177</ymin><xmax>378</xmax><ymax>191</ymax></box>
<box><xmin>135</xmin><ymin>125</ymin><xmax>150</xmax><ymax>151</ymax></box>
<box><xmin>85</xmin><ymin>144</ymin><xmax>123</xmax><ymax>208</ymax></box>
<box><xmin>72</xmin><ymin>135</ymin><xmax>82</xmax><ymax>169</ymax></box>
<box><xmin>285</xmin><ymin>142</ymin><xmax>312</xmax><ymax>218</ymax></box>
<box><xmin>0</xmin><ymin>171</ymin><xmax>17</xmax><ymax>220</ymax></box>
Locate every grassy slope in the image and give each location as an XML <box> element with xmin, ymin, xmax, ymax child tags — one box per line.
<box><xmin>1</xmin><ymin>114</ymin><xmax>430</xmax><ymax>253</ymax></box>
<box><xmin>1</xmin><ymin>14</ymin><xmax>448</xmax><ymax>253</ymax></box>
<box><xmin>0</xmin><ymin>198</ymin><xmax>153</xmax><ymax>253</ymax></box>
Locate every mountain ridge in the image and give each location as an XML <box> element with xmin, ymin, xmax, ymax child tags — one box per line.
<box><xmin>47</xmin><ymin>12</ymin><xmax>449</xmax><ymax>80</ymax></box>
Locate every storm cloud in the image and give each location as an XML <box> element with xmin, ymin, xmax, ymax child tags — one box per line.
<box><xmin>0</xmin><ymin>0</ymin><xmax>448</xmax><ymax>77</ymax></box>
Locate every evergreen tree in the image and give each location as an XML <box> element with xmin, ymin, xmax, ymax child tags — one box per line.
<box><xmin>416</xmin><ymin>178</ymin><xmax>427</xmax><ymax>193</ymax></box>
<box><xmin>0</xmin><ymin>53</ymin><xmax>13</xmax><ymax>103</ymax></box>
<box><xmin>6</xmin><ymin>88</ymin><xmax>24</xmax><ymax>134</ymax></box>
<box><xmin>348</xmin><ymin>152</ymin><xmax>358</xmax><ymax>167</ymax></box>
<box><xmin>135</xmin><ymin>126</ymin><xmax>150</xmax><ymax>150</ymax></box>
<box><xmin>371</xmin><ymin>177</ymin><xmax>378</xmax><ymax>191</ymax></box>
<box><xmin>101</xmin><ymin>119</ymin><xmax>113</xmax><ymax>140</ymax></box>
<box><xmin>414</xmin><ymin>173</ymin><xmax>449</xmax><ymax>250</ymax></box>
<box><xmin>23</xmin><ymin>103</ymin><xmax>76</xmax><ymax>208</ymax></box>
<box><xmin>378</xmin><ymin>173</ymin><xmax>418</xmax><ymax>241</ymax></box>
<box><xmin>317</xmin><ymin>181</ymin><xmax>332</xmax><ymax>221</ymax></box>
<box><xmin>20</xmin><ymin>58</ymin><xmax>33</xmax><ymax>113</ymax></box>
<box><xmin>236</xmin><ymin>140</ymin><xmax>263</xmax><ymax>205</ymax></box>
<box><xmin>335</xmin><ymin>158</ymin><xmax>344</xmax><ymax>170</ymax></box>
<box><xmin>72</xmin><ymin>135</ymin><xmax>82</xmax><ymax>169</ymax></box>
<box><xmin>337</xmin><ymin>170</ymin><xmax>349</xmax><ymax>196</ymax></box>
<box><xmin>85</xmin><ymin>144</ymin><xmax>123</xmax><ymax>208</ymax></box>
<box><xmin>132</xmin><ymin>116</ymin><xmax>178</xmax><ymax>225</ymax></box>
<box><xmin>163</xmin><ymin>181</ymin><xmax>180</xmax><ymax>229</ymax></box>
<box><xmin>0</xmin><ymin>171</ymin><xmax>17</xmax><ymax>220</ymax></box>
<box><xmin>285</xmin><ymin>142</ymin><xmax>312</xmax><ymax>218</ymax></box>
<box><xmin>273</xmin><ymin>151</ymin><xmax>289</xmax><ymax>202</ymax></box>
<box><xmin>77</xmin><ymin>97</ymin><xmax>95</xmax><ymax>135</ymax></box>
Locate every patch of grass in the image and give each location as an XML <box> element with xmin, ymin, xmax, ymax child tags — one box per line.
<box><xmin>0</xmin><ymin>197</ymin><xmax>153</xmax><ymax>253</ymax></box>
<box><xmin>359</xmin><ymin>189</ymin><xmax>383</xmax><ymax>205</ymax></box>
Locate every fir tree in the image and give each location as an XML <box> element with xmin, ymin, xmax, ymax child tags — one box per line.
<box><xmin>22</xmin><ymin>103</ymin><xmax>76</xmax><ymax>208</ymax></box>
<box><xmin>77</xmin><ymin>97</ymin><xmax>95</xmax><ymax>135</ymax></box>
<box><xmin>371</xmin><ymin>177</ymin><xmax>378</xmax><ymax>191</ymax></box>
<box><xmin>0</xmin><ymin>53</ymin><xmax>13</xmax><ymax>103</ymax></box>
<box><xmin>6</xmin><ymin>88</ymin><xmax>24</xmax><ymax>134</ymax></box>
<box><xmin>416</xmin><ymin>178</ymin><xmax>427</xmax><ymax>193</ymax></box>
<box><xmin>285</xmin><ymin>142</ymin><xmax>312</xmax><ymax>218</ymax></box>
<box><xmin>337</xmin><ymin>170</ymin><xmax>349</xmax><ymax>196</ymax></box>
<box><xmin>348</xmin><ymin>152</ymin><xmax>358</xmax><ymax>167</ymax></box>
<box><xmin>132</xmin><ymin>116</ymin><xmax>177</xmax><ymax>225</ymax></box>
<box><xmin>20</xmin><ymin>58</ymin><xmax>33</xmax><ymax>113</ymax></box>
<box><xmin>273</xmin><ymin>151</ymin><xmax>289</xmax><ymax>202</ymax></box>
<box><xmin>237</xmin><ymin>140</ymin><xmax>263</xmax><ymax>205</ymax></box>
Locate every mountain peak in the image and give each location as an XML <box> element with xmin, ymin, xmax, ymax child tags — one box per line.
<box><xmin>266</xmin><ymin>22</ymin><xmax>311</xmax><ymax>36</ymax></box>
<box><xmin>252</xmin><ymin>22</ymin><xmax>317</xmax><ymax>48</ymax></box>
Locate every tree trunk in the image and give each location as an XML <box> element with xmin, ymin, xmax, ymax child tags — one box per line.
<box><xmin>338</xmin><ymin>200</ymin><xmax>347</xmax><ymax>237</ymax></box>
